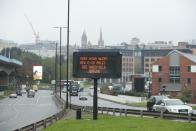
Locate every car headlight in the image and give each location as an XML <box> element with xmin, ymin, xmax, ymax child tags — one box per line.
<box><xmin>168</xmin><ymin>108</ymin><xmax>172</xmax><ymax>112</ymax></box>
<box><xmin>189</xmin><ymin>107</ymin><xmax>193</xmax><ymax>111</ymax></box>
<box><xmin>172</xmin><ymin>109</ymin><xmax>178</xmax><ymax>112</ymax></box>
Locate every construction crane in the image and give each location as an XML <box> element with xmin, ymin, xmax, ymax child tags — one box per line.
<box><xmin>24</xmin><ymin>14</ymin><xmax>40</xmax><ymax>44</ymax></box>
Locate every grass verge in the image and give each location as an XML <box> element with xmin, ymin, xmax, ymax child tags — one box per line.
<box><xmin>43</xmin><ymin>115</ymin><xmax>196</xmax><ymax>131</ymax></box>
<box><xmin>80</xmin><ymin>81</ymin><xmax>93</xmax><ymax>88</ymax></box>
<box><xmin>128</xmin><ymin>102</ymin><xmax>147</xmax><ymax>107</ymax></box>
<box><xmin>0</xmin><ymin>90</ymin><xmax>13</xmax><ymax>100</ymax></box>
<box><xmin>192</xmin><ymin>106</ymin><xmax>196</xmax><ymax>110</ymax></box>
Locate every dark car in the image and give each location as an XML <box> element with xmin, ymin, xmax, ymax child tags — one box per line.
<box><xmin>147</xmin><ymin>95</ymin><xmax>169</xmax><ymax>111</ymax></box>
<box><xmin>27</xmin><ymin>90</ymin><xmax>35</xmax><ymax>98</ymax></box>
<box><xmin>16</xmin><ymin>89</ymin><xmax>22</xmax><ymax>96</ymax></box>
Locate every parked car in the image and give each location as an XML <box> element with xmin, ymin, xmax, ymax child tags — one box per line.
<box><xmin>9</xmin><ymin>93</ymin><xmax>17</xmax><ymax>98</ymax></box>
<box><xmin>27</xmin><ymin>89</ymin><xmax>35</xmax><ymax>98</ymax></box>
<box><xmin>16</xmin><ymin>89</ymin><xmax>22</xmax><ymax>96</ymax></box>
<box><xmin>147</xmin><ymin>95</ymin><xmax>169</xmax><ymax>111</ymax></box>
<box><xmin>153</xmin><ymin>99</ymin><xmax>193</xmax><ymax>114</ymax></box>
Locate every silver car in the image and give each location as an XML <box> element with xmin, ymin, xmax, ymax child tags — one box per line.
<box><xmin>9</xmin><ymin>93</ymin><xmax>17</xmax><ymax>98</ymax></box>
<box><xmin>153</xmin><ymin>99</ymin><xmax>192</xmax><ymax>114</ymax></box>
<box><xmin>27</xmin><ymin>89</ymin><xmax>35</xmax><ymax>98</ymax></box>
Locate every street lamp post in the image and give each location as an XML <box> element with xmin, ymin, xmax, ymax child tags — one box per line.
<box><xmin>66</xmin><ymin>0</ymin><xmax>70</xmax><ymax>109</ymax></box>
<box><xmin>55</xmin><ymin>42</ymin><xmax>57</xmax><ymax>93</ymax></box>
<box><xmin>53</xmin><ymin>27</ymin><xmax>66</xmax><ymax>98</ymax></box>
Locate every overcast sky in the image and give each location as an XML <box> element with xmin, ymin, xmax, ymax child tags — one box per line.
<box><xmin>0</xmin><ymin>0</ymin><xmax>196</xmax><ymax>45</ymax></box>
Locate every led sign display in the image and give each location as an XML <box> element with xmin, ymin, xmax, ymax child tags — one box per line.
<box><xmin>73</xmin><ymin>52</ymin><xmax>122</xmax><ymax>78</ymax></box>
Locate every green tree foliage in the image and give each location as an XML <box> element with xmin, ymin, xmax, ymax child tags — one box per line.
<box><xmin>1</xmin><ymin>47</ymin><xmax>73</xmax><ymax>84</ymax></box>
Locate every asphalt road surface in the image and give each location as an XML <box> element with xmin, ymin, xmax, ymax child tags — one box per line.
<box><xmin>61</xmin><ymin>89</ymin><xmax>146</xmax><ymax>110</ymax></box>
<box><xmin>0</xmin><ymin>90</ymin><xmax>60</xmax><ymax>131</ymax></box>
<box><xmin>62</xmin><ymin>88</ymin><xmax>196</xmax><ymax>114</ymax></box>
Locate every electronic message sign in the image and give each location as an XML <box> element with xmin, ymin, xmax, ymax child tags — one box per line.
<box><xmin>73</xmin><ymin>51</ymin><xmax>122</xmax><ymax>78</ymax></box>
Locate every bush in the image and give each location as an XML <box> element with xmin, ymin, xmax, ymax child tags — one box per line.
<box><xmin>125</xmin><ymin>91</ymin><xmax>148</xmax><ymax>97</ymax></box>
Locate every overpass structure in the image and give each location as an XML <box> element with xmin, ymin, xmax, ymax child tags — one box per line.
<box><xmin>0</xmin><ymin>55</ymin><xmax>22</xmax><ymax>91</ymax></box>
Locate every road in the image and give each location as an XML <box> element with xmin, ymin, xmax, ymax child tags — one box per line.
<box><xmin>0</xmin><ymin>90</ymin><xmax>60</xmax><ymax>131</ymax></box>
<box><xmin>61</xmin><ymin>89</ymin><xmax>146</xmax><ymax>110</ymax></box>
<box><xmin>62</xmin><ymin>89</ymin><xmax>196</xmax><ymax>114</ymax></box>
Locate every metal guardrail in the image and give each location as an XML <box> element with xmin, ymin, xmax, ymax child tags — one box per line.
<box><xmin>13</xmin><ymin>93</ymin><xmax>66</xmax><ymax>131</ymax></box>
<box><xmin>70</xmin><ymin>104</ymin><xmax>196</xmax><ymax>123</ymax></box>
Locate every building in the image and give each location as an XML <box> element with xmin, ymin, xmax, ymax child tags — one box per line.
<box><xmin>0</xmin><ymin>39</ymin><xmax>17</xmax><ymax>51</ymax></box>
<box><xmin>98</xmin><ymin>28</ymin><xmax>104</xmax><ymax>47</ymax></box>
<box><xmin>81</xmin><ymin>31</ymin><xmax>87</xmax><ymax>48</ymax></box>
<box><xmin>141</xmin><ymin>49</ymin><xmax>192</xmax><ymax>76</ymax></box>
<box><xmin>19</xmin><ymin>41</ymin><xmax>56</xmax><ymax>58</ymax></box>
<box><xmin>151</xmin><ymin>50</ymin><xmax>196</xmax><ymax>103</ymax></box>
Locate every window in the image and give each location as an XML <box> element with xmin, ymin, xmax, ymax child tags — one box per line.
<box><xmin>187</xmin><ymin>78</ymin><xmax>191</xmax><ymax>84</ymax></box>
<box><xmin>145</xmin><ymin>58</ymin><xmax>149</xmax><ymax>62</ymax></box>
<box><xmin>145</xmin><ymin>69</ymin><xmax>149</xmax><ymax>72</ymax></box>
<box><xmin>158</xmin><ymin>77</ymin><xmax>162</xmax><ymax>82</ymax></box>
<box><xmin>159</xmin><ymin>66</ymin><xmax>162</xmax><ymax>72</ymax></box>
<box><xmin>169</xmin><ymin>66</ymin><xmax>180</xmax><ymax>76</ymax></box>
<box><xmin>151</xmin><ymin>58</ymin><xmax>155</xmax><ymax>62</ymax></box>
<box><xmin>187</xmin><ymin>66</ymin><xmax>191</xmax><ymax>72</ymax></box>
<box><xmin>169</xmin><ymin>77</ymin><xmax>180</xmax><ymax>83</ymax></box>
<box><xmin>145</xmin><ymin>64</ymin><xmax>149</xmax><ymax>67</ymax></box>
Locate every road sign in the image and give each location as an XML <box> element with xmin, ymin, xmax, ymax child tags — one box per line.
<box><xmin>73</xmin><ymin>51</ymin><xmax>122</xmax><ymax>78</ymax></box>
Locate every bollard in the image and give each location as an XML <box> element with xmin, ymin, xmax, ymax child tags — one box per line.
<box><xmin>106</xmin><ymin>108</ymin><xmax>109</xmax><ymax>115</ymax></box>
<box><xmin>125</xmin><ymin>109</ymin><xmax>127</xmax><ymax>117</ymax></box>
<box><xmin>160</xmin><ymin>111</ymin><xmax>164</xmax><ymax>119</ymax></box>
<box><xmin>33</xmin><ymin>123</ymin><xmax>36</xmax><ymax>131</ymax></box>
<box><xmin>84</xmin><ymin>106</ymin><xmax>87</xmax><ymax>112</ymax></box>
<box><xmin>113</xmin><ymin>108</ymin><xmax>115</xmax><ymax>116</ymax></box>
<box><xmin>188</xmin><ymin>113</ymin><xmax>192</xmax><ymax>123</ymax></box>
<box><xmin>50</xmin><ymin>117</ymin><xmax>53</xmax><ymax>124</ymax></box>
<box><xmin>55</xmin><ymin>114</ymin><xmax>58</xmax><ymax>121</ymax></box>
<box><xmin>120</xmin><ymin>109</ymin><xmax>122</xmax><ymax>116</ymax></box>
<box><xmin>101</xmin><ymin>107</ymin><xmax>104</xmax><ymax>114</ymax></box>
<box><xmin>140</xmin><ymin>110</ymin><xmax>143</xmax><ymax>117</ymax></box>
<box><xmin>43</xmin><ymin>119</ymin><xmax>46</xmax><ymax>128</ymax></box>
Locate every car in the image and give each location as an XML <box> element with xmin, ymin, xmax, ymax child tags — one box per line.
<box><xmin>27</xmin><ymin>89</ymin><xmax>35</xmax><ymax>98</ymax></box>
<box><xmin>32</xmin><ymin>85</ymin><xmax>38</xmax><ymax>92</ymax></box>
<box><xmin>62</xmin><ymin>87</ymin><xmax>67</xmax><ymax>93</ymax></box>
<box><xmin>147</xmin><ymin>95</ymin><xmax>169</xmax><ymax>111</ymax></box>
<box><xmin>9</xmin><ymin>93</ymin><xmax>17</xmax><ymax>98</ymax></box>
<box><xmin>79</xmin><ymin>95</ymin><xmax>88</xmax><ymax>101</ymax></box>
<box><xmin>21</xmin><ymin>89</ymin><xmax>27</xmax><ymax>94</ymax></box>
<box><xmin>153</xmin><ymin>99</ymin><xmax>193</xmax><ymax>114</ymax></box>
<box><xmin>16</xmin><ymin>89</ymin><xmax>22</xmax><ymax>96</ymax></box>
<box><xmin>79</xmin><ymin>87</ymin><xmax>84</xmax><ymax>92</ymax></box>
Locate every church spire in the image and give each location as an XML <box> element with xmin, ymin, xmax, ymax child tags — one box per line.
<box><xmin>98</xmin><ymin>28</ymin><xmax>104</xmax><ymax>47</ymax></box>
<box><xmin>81</xmin><ymin>30</ymin><xmax>87</xmax><ymax>48</ymax></box>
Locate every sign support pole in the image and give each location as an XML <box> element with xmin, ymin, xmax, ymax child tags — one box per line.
<box><xmin>93</xmin><ymin>78</ymin><xmax>98</xmax><ymax>120</ymax></box>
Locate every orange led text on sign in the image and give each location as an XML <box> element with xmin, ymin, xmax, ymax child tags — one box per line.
<box><xmin>79</xmin><ymin>56</ymin><xmax>108</xmax><ymax>74</ymax></box>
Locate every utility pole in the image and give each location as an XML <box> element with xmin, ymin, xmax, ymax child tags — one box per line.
<box><xmin>55</xmin><ymin>42</ymin><xmax>57</xmax><ymax>93</ymax></box>
<box><xmin>53</xmin><ymin>27</ymin><xmax>67</xmax><ymax>98</ymax></box>
<box><xmin>66</xmin><ymin>0</ymin><xmax>70</xmax><ymax>109</ymax></box>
